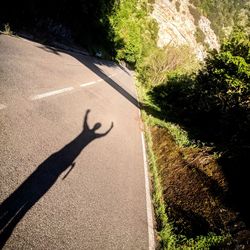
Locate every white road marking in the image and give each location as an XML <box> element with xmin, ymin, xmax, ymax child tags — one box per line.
<box><xmin>27</xmin><ymin>72</ymin><xmax>119</xmax><ymax>101</ymax></box>
<box><xmin>108</xmin><ymin>73</ymin><xmax>117</xmax><ymax>77</ymax></box>
<box><xmin>141</xmin><ymin>131</ymin><xmax>155</xmax><ymax>250</ymax></box>
<box><xmin>0</xmin><ymin>104</ymin><xmax>7</xmax><ymax>110</ymax></box>
<box><xmin>30</xmin><ymin>87</ymin><xmax>74</xmax><ymax>100</ymax></box>
<box><xmin>136</xmin><ymin>83</ymin><xmax>155</xmax><ymax>250</ymax></box>
<box><xmin>80</xmin><ymin>81</ymin><xmax>96</xmax><ymax>87</ymax></box>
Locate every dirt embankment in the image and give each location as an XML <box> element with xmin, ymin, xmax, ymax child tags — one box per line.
<box><xmin>151</xmin><ymin>126</ymin><xmax>250</xmax><ymax>248</ymax></box>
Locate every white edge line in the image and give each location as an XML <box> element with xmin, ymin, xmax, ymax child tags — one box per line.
<box><xmin>0</xmin><ymin>104</ymin><xmax>7</xmax><ymax>110</ymax></box>
<box><xmin>135</xmin><ymin>78</ymin><xmax>155</xmax><ymax>249</ymax></box>
<box><xmin>137</xmin><ymin>106</ymin><xmax>155</xmax><ymax>249</ymax></box>
<box><xmin>141</xmin><ymin>130</ymin><xmax>155</xmax><ymax>250</ymax></box>
<box><xmin>30</xmin><ymin>87</ymin><xmax>74</xmax><ymax>100</ymax></box>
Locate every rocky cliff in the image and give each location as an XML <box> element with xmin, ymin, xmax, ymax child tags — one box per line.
<box><xmin>151</xmin><ymin>0</ymin><xmax>220</xmax><ymax>60</ymax></box>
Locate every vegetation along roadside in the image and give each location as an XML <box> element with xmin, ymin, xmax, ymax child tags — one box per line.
<box><xmin>137</xmin><ymin>29</ymin><xmax>250</xmax><ymax>249</ymax></box>
<box><xmin>1</xmin><ymin>0</ymin><xmax>249</xmax><ymax>248</ymax></box>
<box><xmin>110</xmin><ymin>0</ymin><xmax>250</xmax><ymax>248</ymax></box>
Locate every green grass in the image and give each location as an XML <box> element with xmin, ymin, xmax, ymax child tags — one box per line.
<box><xmin>143</xmin><ymin>113</ymin><xmax>177</xmax><ymax>249</ymax></box>
<box><xmin>143</xmin><ymin>111</ymin><xmax>230</xmax><ymax>249</ymax></box>
<box><xmin>137</xmin><ymin>83</ymin><xmax>231</xmax><ymax>249</ymax></box>
<box><xmin>137</xmin><ymin>82</ymin><xmax>192</xmax><ymax>147</ymax></box>
<box><xmin>146</xmin><ymin>115</ymin><xmax>191</xmax><ymax>147</ymax></box>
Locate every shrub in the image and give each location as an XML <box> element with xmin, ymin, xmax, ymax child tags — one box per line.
<box><xmin>150</xmin><ymin>30</ymin><xmax>250</xmax><ymax>116</ymax></box>
<box><xmin>195</xmin><ymin>27</ymin><xmax>206</xmax><ymax>44</ymax></box>
<box><xmin>2</xmin><ymin>23</ymin><xmax>13</xmax><ymax>35</ymax></box>
<box><xmin>149</xmin><ymin>73</ymin><xmax>197</xmax><ymax>116</ymax></box>
<box><xmin>188</xmin><ymin>5</ymin><xmax>201</xmax><ymax>26</ymax></box>
<box><xmin>197</xmin><ymin>30</ymin><xmax>250</xmax><ymax>113</ymax></box>
<box><xmin>149</xmin><ymin>29</ymin><xmax>250</xmax><ymax>150</ymax></box>
<box><xmin>109</xmin><ymin>0</ymin><xmax>158</xmax><ymax>67</ymax></box>
<box><xmin>137</xmin><ymin>46</ymin><xmax>197</xmax><ymax>88</ymax></box>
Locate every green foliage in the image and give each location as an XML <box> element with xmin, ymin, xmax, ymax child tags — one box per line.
<box><xmin>190</xmin><ymin>0</ymin><xmax>250</xmax><ymax>40</ymax></box>
<box><xmin>0</xmin><ymin>0</ymin><xmax>118</xmax><ymax>55</ymax></box>
<box><xmin>185</xmin><ymin>233</ymin><xmax>231</xmax><ymax>249</ymax></box>
<box><xmin>147</xmin><ymin>115</ymin><xmax>192</xmax><ymax>147</ymax></box>
<box><xmin>109</xmin><ymin>0</ymin><xmax>158</xmax><ymax>66</ymax></box>
<box><xmin>149</xmin><ymin>74</ymin><xmax>197</xmax><ymax>116</ymax></box>
<box><xmin>151</xmin><ymin>30</ymin><xmax>250</xmax><ymax>116</ymax></box>
<box><xmin>137</xmin><ymin>46</ymin><xmax>198</xmax><ymax>87</ymax></box>
<box><xmin>195</xmin><ymin>27</ymin><xmax>206</xmax><ymax>44</ymax></box>
<box><xmin>188</xmin><ymin>5</ymin><xmax>201</xmax><ymax>26</ymax></box>
<box><xmin>197</xmin><ymin>30</ymin><xmax>250</xmax><ymax>113</ymax></box>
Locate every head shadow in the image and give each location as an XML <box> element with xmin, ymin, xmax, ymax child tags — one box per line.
<box><xmin>0</xmin><ymin>109</ymin><xmax>113</xmax><ymax>248</ymax></box>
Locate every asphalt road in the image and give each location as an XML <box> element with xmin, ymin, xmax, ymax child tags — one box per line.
<box><xmin>0</xmin><ymin>34</ymin><xmax>154</xmax><ymax>249</ymax></box>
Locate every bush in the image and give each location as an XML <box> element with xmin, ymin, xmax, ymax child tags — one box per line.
<box><xmin>188</xmin><ymin>5</ymin><xmax>201</xmax><ymax>26</ymax></box>
<box><xmin>149</xmin><ymin>74</ymin><xmax>197</xmax><ymax>116</ymax></box>
<box><xmin>195</xmin><ymin>27</ymin><xmax>206</xmax><ymax>44</ymax></box>
<box><xmin>109</xmin><ymin>0</ymin><xmax>158</xmax><ymax>67</ymax></box>
<box><xmin>189</xmin><ymin>0</ymin><xmax>249</xmax><ymax>40</ymax></box>
<box><xmin>197</xmin><ymin>30</ymin><xmax>250</xmax><ymax>113</ymax></box>
<box><xmin>137</xmin><ymin>46</ymin><xmax>197</xmax><ymax>88</ymax></box>
<box><xmin>148</xmin><ymin>29</ymin><xmax>250</xmax><ymax>150</ymax></box>
<box><xmin>151</xmin><ymin>30</ymin><xmax>250</xmax><ymax>116</ymax></box>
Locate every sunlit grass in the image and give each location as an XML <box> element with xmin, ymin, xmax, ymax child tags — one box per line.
<box><xmin>137</xmin><ymin>83</ymin><xmax>230</xmax><ymax>249</ymax></box>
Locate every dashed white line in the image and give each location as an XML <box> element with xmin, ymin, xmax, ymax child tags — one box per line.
<box><xmin>30</xmin><ymin>87</ymin><xmax>74</xmax><ymax>100</ymax></box>
<box><xmin>7</xmin><ymin>72</ymin><xmax>119</xmax><ymax>103</ymax></box>
<box><xmin>80</xmin><ymin>81</ymin><xmax>96</xmax><ymax>87</ymax></box>
<box><xmin>0</xmin><ymin>104</ymin><xmax>7</xmax><ymax>110</ymax></box>
<box><xmin>108</xmin><ymin>73</ymin><xmax>117</xmax><ymax>78</ymax></box>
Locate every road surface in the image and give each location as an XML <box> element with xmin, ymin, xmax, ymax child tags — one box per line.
<box><xmin>0</xmin><ymin>34</ymin><xmax>154</xmax><ymax>249</ymax></box>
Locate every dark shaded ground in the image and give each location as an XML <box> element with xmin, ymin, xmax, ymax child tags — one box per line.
<box><xmin>150</xmin><ymin>126</ymin><xmax>250</xmax><ymax>248</ymax></box>
<box><xmin>147</xmin><ymin>74</ymin><xmax>250</xmax><ymax>247</ymax></box>
<box><xmin>33</xmin><ymin>40</ymin><xmax>139</xmax><ymax>108</ymax></box>
<box><xmin>0</xmin><ymin>0</ymin><xmax>117</xmax><ymax>55</ymax></box>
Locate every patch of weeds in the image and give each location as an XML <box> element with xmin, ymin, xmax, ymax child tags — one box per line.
<box><xmin>137</xmin><ymin>83</ymin><xmax>231</xmax><ymax>249</ymax></box>
<box><xmin>1</xmin><ymin>23</ymin><xmax>13</xmax><ymax>35</ymax></box>
<box><xmin>185</xmin><ymin>233</ymin><xmax>231</xmax><ymax>249</ymax></box>
<box><xmin>146</xmin><ymin>115</ymin><xmax>191</xmax><ymax>147</ymax></box>
<box><xmin>188</xmin><ymin>5</ymin><xmax>201</xmax><ymax>26</ymax></box>
<box><xmin>195</xmin><ymin>27</ymin><xmax>206</xmax><ymax>44</ymax></box>
<box><xmin>143</xmin><ymin>114</ymin><xmax>177</xmax><ymax>249</ymax></box>
<box><xmin>143</xmin><ymin>114</ymin><xmax>230</xmax><ymax>249</ymax></box>
<box><xmin>137</xmin><ymin>83</ymin><xmax>192</xmax><ymax>148</ymax></box>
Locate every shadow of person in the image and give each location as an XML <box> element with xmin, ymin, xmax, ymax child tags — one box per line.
<box><xmin>0</xmin><ymin>109</ymin><xmax>113</xmax><ymax>248</ymax></box>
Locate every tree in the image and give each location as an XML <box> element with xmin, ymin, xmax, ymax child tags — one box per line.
<box><xmin>197</xmin><ymin>30</ymin><xmax>250</xmax><ymax>113</ymax></box>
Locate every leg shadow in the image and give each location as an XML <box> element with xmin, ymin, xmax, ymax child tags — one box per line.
<box><xmin>0</xmin><ymin>109</ymin><xmax>113</xmax><ymax>248</ymax></box>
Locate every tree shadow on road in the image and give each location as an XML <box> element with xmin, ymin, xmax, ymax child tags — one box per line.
<box><xmin>0</xmin><ymin>109</ymin><xmax>113</xmax><ymax>248</ymax></box>
<box><xmin>36</xmin><ymin>43</ymin><xmax>140</xmax><ymax>109</ymax></box>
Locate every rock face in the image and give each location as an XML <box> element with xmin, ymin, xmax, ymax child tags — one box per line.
<box><xmin>151</xmin><ymin>0</ymin><xmax>219</xmax><ymax>60</ymax></box>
